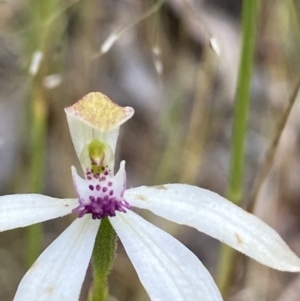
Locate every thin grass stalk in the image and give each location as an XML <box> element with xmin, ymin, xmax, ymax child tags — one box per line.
<box><xmin>247</xmin><ymin>77</ymin><xmax>300</xmax><ymax>213</ymax></box>
<box><xmin>25</xmin><ymin>0</ymin><xmax>61</xmax><ymax>268</ymax></box>
<box><xmin>217</xmin><ymin>0</ymin><xmax>259</xmax><ymax>297</ymax></box>
<box><xmin>27</xmin><ymin>83</ymin><xmax>47</xmax><ymax>267</ymax></box>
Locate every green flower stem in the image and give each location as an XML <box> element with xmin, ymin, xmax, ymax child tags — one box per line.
<box><xmin>217</xmin><ymin>0</ymin><xmax>259</xmax><ymax>297</ymax></box>
<box><xmin>90</xmin><ymin>218</ymin><xmax>117</xmax><ymax>301</ymax></box>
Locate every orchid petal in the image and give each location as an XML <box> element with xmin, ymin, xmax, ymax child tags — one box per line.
<box><xmin>110</xmin><ymin>210</ymin><xmax>223</xmax><ymax>301</ymax></box>
<box><xmin>0</xmin><ymin>194</ymin><xmax>77</xmax><ymax>231</ymax></box>
<box><xmin>125</xmin><ymin>184</ymin><xmax>300</xmax><ymax>272</ymax></box>
<box><xmin>14</xmin><ymin>216</ymin><xmax>100</xmax><ymax>301</ymax></box>
<box><xmin>65</xmin><ymin>92</ymin><xmax>134</xmax><ymax>168</ymax></box>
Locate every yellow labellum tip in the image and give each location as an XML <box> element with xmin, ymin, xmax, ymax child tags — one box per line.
<box><xmin>65</xmin><ymin>92</ymin><xmax>134</xmax><ymax>132</ymax></box>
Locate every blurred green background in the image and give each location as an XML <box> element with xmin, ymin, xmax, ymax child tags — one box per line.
<box><xmin>1</xmin><ymin>0</ymin><xmax>300</xmax><ymax>300</ymax></box>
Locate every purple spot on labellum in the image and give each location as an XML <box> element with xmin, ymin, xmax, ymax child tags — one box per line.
<box><xmin>72</xmin><ymin>161</ymin><xmax>129</xmax><ymax>219</ymax></box>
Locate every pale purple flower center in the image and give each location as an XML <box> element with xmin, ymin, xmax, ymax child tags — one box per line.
<box><xmin>72</xmin><ymin>163</ymin><xmax>130</xmax><ymax>219</ymax></box>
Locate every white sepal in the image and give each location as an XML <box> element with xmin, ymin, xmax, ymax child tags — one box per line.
<box><xmin>13</xmin><ymin>216</ymin><xmax>100</xmax><ymax>301</ymax></box>
<box><xmin>110</xmin><ymin>210</ymin><xmax>223</xmax><ymax>301</ymax></box>
<box><xmin>0</xmin><ymin>194</ymin><xmax>77</xmax><ymax>231</ymax></box>
<box><xmin>125</xmin><ymin>184</ymin><xmax>300</xmax><ymax>272</ymax></box>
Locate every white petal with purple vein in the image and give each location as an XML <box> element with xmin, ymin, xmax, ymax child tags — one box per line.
<box><xmin>14</xmin><ymin>216</ymin><xmax>100</xmax><ymax>301</ymax></box>
<box><xmin>125</xmin><ymin>184</ymin><xmax>300</xmax><ymax>272</ymax></box>
<box><xmin>110</xmin><ymin>210</ymin><xmax>223</xmax><ymax>301</ymax></box>
<box><xmin>0</xmin><ymin>194</ymin><xmax>77</xmax><ymax>231</ymax></box>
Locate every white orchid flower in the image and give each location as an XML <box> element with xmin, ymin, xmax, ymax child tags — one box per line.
<box><xmin>1</xmin><ymin>92</ymin><xmax>300</xmax><ymax>301</ymax></box>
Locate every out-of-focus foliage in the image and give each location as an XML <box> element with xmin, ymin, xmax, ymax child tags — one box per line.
<box><xmin>1</xmin><ymin>0</ymin><xmax>300</xmax><ymax>300</ymax></box>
